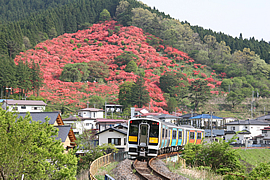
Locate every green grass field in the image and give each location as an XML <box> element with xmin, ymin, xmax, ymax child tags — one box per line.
<box><xmin>237</xmin><ymin>148</ymin><xmax>270</xmax><ymax>166</ymax></box>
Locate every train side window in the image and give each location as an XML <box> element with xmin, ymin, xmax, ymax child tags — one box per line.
<box><xmin>173</xmin><ymin>131</ymin><xmax>176</xmax><ymax>139</ymax></box>
<box><xmin>165</xmin><ymin>129</ymin><xmax>167</xmax><ymax>138</ymax></box>
<box><xmin>197</xmin><ymin>133</ymin><xmax>201</xmax><ymax>139</ymax></box>
<box><xmin>178</xmin><ymin>131</ymin><xmax>182</xmax><ymax>139</ymax></box>
<box><xmin>162</xmin><ymin>128</ymin><xmax>165</xmax><ymax>138</ymax></box>
<box><xmin>190</xmin><ymin>132</ymin><xmax>195</xmax><ymax>139</ymax></box>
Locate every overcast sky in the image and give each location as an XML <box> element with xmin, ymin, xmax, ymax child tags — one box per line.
<box><xmin>141</xmin><ymin>0</ymin><xmax>270</xmax><ymax>42</ymax></box>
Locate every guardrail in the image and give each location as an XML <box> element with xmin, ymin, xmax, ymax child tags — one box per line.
<box><xmin>89</xmin><ymin>151</ymin><xmax>128</xmax><ymax>180</ymax></box>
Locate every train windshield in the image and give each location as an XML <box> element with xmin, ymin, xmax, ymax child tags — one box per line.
<box><xmin>150</xmin><ymin>121</ymin><xmax>159</xmax><ymax>137</ymax></box>
<box><xmin>129</xmin><ymin>120</ymin><xmax>140</xmax><ymax>136</ymax></box>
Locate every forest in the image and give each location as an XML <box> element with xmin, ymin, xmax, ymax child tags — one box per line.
<box><xmin>0</xmin><ymin>0</ymin><xmax>270</xmax><ymax>118</ymax></box>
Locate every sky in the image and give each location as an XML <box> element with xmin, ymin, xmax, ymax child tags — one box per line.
<box><xmin>141</xmin><ymin>0</ymin><xmax>270</xmax><ymax>42</ymax></box>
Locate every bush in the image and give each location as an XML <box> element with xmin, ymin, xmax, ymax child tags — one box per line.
<box><xmin>84</xmin><ymin>39</ymin><xmax>89</xmax><ymax>42</ymax></box>
<box><xmin>182</xmin><ymin>138</ymin><xmax>243</xmax><ymax>175</ymax></box>
<box><xmin>77</xmin><ymin>43</ymin><xmax>82</xmax><ymax>48</ymax></box>
<box><xmin>70</xmin><ymin>39</ymin><xmax>74</xmax><ymax>44</ymax></box>
<box><xmin>98</xmin><ymin>43</ymin><xmax>102</xmax><ymax>47</ymax></box>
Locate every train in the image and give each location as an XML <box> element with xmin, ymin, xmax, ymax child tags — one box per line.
<box><xmin>127</xmin><ymin>117</ymin><xmax>204</xmax><ymax>158</ymax></box>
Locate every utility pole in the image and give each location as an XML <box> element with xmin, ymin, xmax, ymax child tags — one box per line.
<box><xmin>105</xmin><ymin>101</ymin><xmax>107</xmax><ymax>119</ymax></box>
<box><xmin>251</xmin><ymin>91</ymin><xmax>254</xmax><ymax>119</ymax></box>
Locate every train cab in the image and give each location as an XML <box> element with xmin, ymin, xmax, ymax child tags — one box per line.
<box><xmin>127</xmin><ymin>118</ymin><xmax>160</xmax><ymax>158</ymax></box>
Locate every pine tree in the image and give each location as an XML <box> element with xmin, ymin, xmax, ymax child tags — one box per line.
<box><xmin>131</xmin><ymin>77</ymin><xmax>150</xmax><ymax>108</ymax></box>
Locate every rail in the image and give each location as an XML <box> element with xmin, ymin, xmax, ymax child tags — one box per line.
<box><xmin>89</xmin><ymin>151</ymin><xmax>128</xmax><ymax>180</ymax></box>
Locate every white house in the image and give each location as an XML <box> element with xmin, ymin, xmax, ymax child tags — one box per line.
<box><xmin>78</xmin><ymin>108</ymin><xmax>104</xmax><ymax>118</ymax></box>
<box><xmin>62</xmin><ymin>116</ymin><xmax>96</xmax><ymax>135</ymax></box>
<box><xmin>2</xmin><ymin>100</ymin><xmax>46</xmax><ymax>112</ymax></box>
<box><xmin>130</xmin><ymin>107</ymin><xmax>149</xmax><ymax>119</ymax></box>
<box><xmin>62</xmin><ymin>108</ymin><xmax>104</xmax><ymax>134</ymax></box>
<box><xmin>225</xmin><ymin>119</ymin><xmax>270</xmax><ymax>144</ymax></box>
<box><xmin>254</xmin><ymin>126</ymin><xmax>270</xmax><ymax>144</ymax></box>
<box><xmin>96</xmin><ymin>127</ymin><xmax>127</xmax><ymax>152</ymax></box>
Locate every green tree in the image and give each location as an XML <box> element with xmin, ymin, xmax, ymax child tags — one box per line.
<box><xmin>114</xmin><ymin>51</ymin><xmax>139</xmax><ymax>68</ymax></box>
<box><xmin>118</xmin><ymin>81</ymin><xmax>134</xmax><ymax>109</ymax></box>
<box><xmin>87</xmin><ymin>61</ymin><xmax>110</xmax><ymax>82</ymax></box>
<box><xmin>188</xmin><ymin>79</ymin><xmax>211</xmax><ymax>112</ymax></box>
<box><xmin>131</xmin><ymin>77</ymin><xmax>150</xmax><ymax>108</ymax></box>
<box><xmin>226</xmin><ymin>90</ymin><xmax>245</xmax><ymax>108</ymax></box>
<box><xmin>76</xmin><ymin>130</ymin><xmax>118</xmax><ymax>173</ymax></box>
<box><xmin>99</xmin><ymin>9</ymin><xmax>111</xmax><ymax>22</ymax></box>
<box><xmin>0</xmin><ymin>110</ymin><xmax>77</xmax><ymax>179</ymax></box>
<box><xmin>167</xmin><ymin>97</ymin><xmax>177</xmax><ymax>113</ymax></box>
<box><xmin>124</xmin><ymin>60</ymin><xmax>138</xmax><ymax>73</ymax></box>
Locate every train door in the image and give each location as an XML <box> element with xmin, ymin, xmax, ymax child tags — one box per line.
<box><xmin>196</xmin><ymin>131</ymin><xmax>202</xmax><ymax>144</ymax></box>
<box><xmin>138</xmin><ymin>123</ymin><xmax>149</xmax><ymax>147</ymax></box>
<box><xmin>189</xmin><ymin>130</ymin><xmax>195</xmax><ymax>144</ymax></box>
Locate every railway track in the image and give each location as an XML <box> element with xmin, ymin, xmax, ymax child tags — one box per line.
<box><xmin>133</xmin><ymin>152</ymin><xmax>182</xmax><ymax>180</ymax></box>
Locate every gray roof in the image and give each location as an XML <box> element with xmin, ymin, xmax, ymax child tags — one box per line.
<box><xmin>204</xmin><ymin>129</ymin><xmax>224</xmax><ymax>137</ymax></box>
<box><xmin>179</xmin><ymin>113</ymin><xmax>200</xmax><ymax>119</ymax></box>
<box><xmin>17</xmin><ymin>112</ymin><xmax>60</xmax><ymax>124</ymax></box>
<box><xmin>54</xmin><ymin>125</ymin><xmax>71</xmax><ymax>142</ymax></box>
<box><xmin>62</xmin><ymin>116</ymin><xmax>95</xmax><ymax>121</ymax></box>
<box><xmin>78</xmin><ymin>108</ymin><xmax>103</xmax><ymax>112</ymax></box>
<box><xmin>6</xmin><ymin>100</ymin><xmax>46</xmax><ymax>106</ymax></box>
<box><xmin>256</xmin><ymin>113</ymin><xmax>270</xmax><ymax>121</ymax></box>
<box><xmin>155</xmin><ymin>114</ymin><xmax>179</xmax><ymax>119</ymax></box>
<box><xmin>225</xmin><ymin>119</ymin><xmax>270</xmax><ymax>125</ymax></box>
<box><xmin>95</xmin><ymin>127</ymin><xmax>127</xmax><ymax>135</ymax></box>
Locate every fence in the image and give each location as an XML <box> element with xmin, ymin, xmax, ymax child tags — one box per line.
<box><xmin>89</xmin><ymin>151</ymin><xmax>128</xmax><ymax>180</ymax></box>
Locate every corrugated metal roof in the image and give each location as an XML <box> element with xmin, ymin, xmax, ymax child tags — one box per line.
<box><xmin>78</xmin><ymin>108</ymin><xmax>103</xmax><ymax>112</ymax></box>
<box><xmin>54</xmin><ymin>125</ymin><xmax>71</xmax><ymax>142</ymax></box>
<box><xmin>226</xmin><ymin>119</ymin><xmax>270</xmax><ymax>125</ymax></box>
<box><xmin>6</xmin><ymin>100</ymin><xmax>46</xmax><ymax>106</ymax></box>
<box><xmin>17</xmin><ymin>112</ymin><xmax>59</xmax><ymax>124</ymax></box>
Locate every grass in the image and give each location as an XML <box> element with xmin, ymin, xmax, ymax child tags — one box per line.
<box><xmin>94</xmin><ymin>161</ymin><xmax>119</xmax><ymax>180</ymax></box>
<box><xmin>237</xmin><ymin>148</ymin><xmax>270</xmax><ymax>167</ymax></box>
<box><xmin>166</xmin><ymin>161</ymin><xmax>223</xmax><ymax>180</ymax></box>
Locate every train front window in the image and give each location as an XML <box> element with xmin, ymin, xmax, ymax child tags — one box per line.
<box><xmin>141</xmin><ymin>125</ymin><xmax>147</xmax><ymax>135</ymax></box>
<box><xmin>129</xmin><ymin>120</ymin><xmax>140</xmax><ymax>136</ymax></box>
<box><xmin>150</xmin><ymin>122</ymin><xmax>159</xmax><ymax>137</ymax></box>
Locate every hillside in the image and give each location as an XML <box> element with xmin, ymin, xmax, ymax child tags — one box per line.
<box><xmin>14</xmin><ymin>21</ymin><xmax>223</xmax><ymax>113</ymax></box>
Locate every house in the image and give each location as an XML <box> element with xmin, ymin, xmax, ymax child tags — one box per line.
<box><xmin>188</xmin><ymin>114</ymin><xmax>223</xmax><ymax>129</ymax></box>
<box><xmin>204</xmin><ymin>129</ymin><xmax>225</xmax><ymax>142</ymax></box>
<box><xmin>178</xmin><ymin>113</ymin><xmax>199</xmax><ymax>125</ymax></box>
<box><xmin>136</xmin><ymin>112</ymin><xmax>162</xmax><ymax>118</ymax></box>
<box><xmin>225</xmin><ymin>119</ymin><xmax>270</xmax><ymax>144</ymax></box>
<box><xmin>62</xmin><ymin>116</ymin><xmax>96</xmax><ymax>134</ymax></box>
<box><xmin>95</xmin><ymin>119</ymin><xmax>128</xmax><ymax>132</ymax></box>
<box><xmin>17</xmin><ymin>112</ymin><xmax>76</xmax><ymax>151</ymax></box>
<box><xmin>155</xmin><ymin>113</ymin><xmax>179</xmax><ymax>124</ymax></box>
<box><xmin>62</xmin><ymin>108</ymin><xmax>104</xmax><ymax>134</ymax></box>
<box><xmin>78</xmin><ymin>108</ymin><xmax>104</xmax><ymax>118</ymax></box>
<box><xmin>130</xmin><ymin>107</ymin><xmax>149</xmax><ymax>119</ymax></box>
<box><xmin>254</xmin><ymin>126</ymin><xmax>270</xmax><ymax>145</ymax></box>
<box><xmin>2</xmin><ymin>100</ymin><xmax>46</xmax><ymax>112</ymax></box>
<box><xmin>96</xmin><ymin>127</ymin><xmax>127</xmax><ymax>152</ymax></box>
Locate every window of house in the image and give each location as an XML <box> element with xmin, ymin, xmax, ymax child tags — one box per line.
<box><xmin>85</xmin><ymin>123</ymin><xmax>90</xmax><ymax>126</ymax></box>
<box><xmin>262</xmin><ymin>130</ymin><xmax>267</xmax><ymax>134</ymax></box>
<box><xmin>231</xmin><ymin>127</ymin><xmax>235</xmax><ymax>130</ymax></box>
<box><xmin>31</xmin><ymin>107</ymin><xmax>40</xmax><ymax>110</ymax></box>
<box><xmin>84</xmin><ymin>112</ymin><xmax>86</xmax><ymax>114</ymax></box>
<box><xmin>93</xmin><ymin>112</ymin><xmax>96</xmax><ymax>118</ymax></box>
<box><xmin>108</xmin><ymin>138</ymin><xmax>121</xmax><ymax>145</ymax></box>
<box><xmin>13</xmin><ymin>107</ymin><xmax>18</xmax><ymax>110</ymax></box>
<box><xmin>124</xmin><ymin>138</ymin><xmax>126</xmax><ymax>145</ymax></box>
<box><xmin>21</xmin><ymin>106</ymin><xmax>26</xmax><ymax>109</ymax></box>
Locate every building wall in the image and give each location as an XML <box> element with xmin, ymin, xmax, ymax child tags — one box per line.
<box><xmin>227</xmin><ymin>124</ymin><xmax>268</xmax><ymax>137</ymax></box>
<box><xmin>78</xmin><ymin>111</ymin><xmax>103</xmax><ymax>118</ymax></box>
<box><xmin>63</xmin><ymin>119</ymin><xmax>96</xmax><ymax>134</ymax></box>
<box><xmin>6</xmin><ymin>104</ymin><xmax>45</xmax><ymax>112</ymax></box>
<box><xmin>98</xmin><ymin>131</ymin><xmax>127</xmax><ymax>151</ymax></box>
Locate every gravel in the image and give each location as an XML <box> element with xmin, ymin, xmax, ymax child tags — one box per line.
<box><xmin>111</xmin><ymin>159</ymin><xmax>140</xmax><ymax>180</ymax></box>
<box><xmin>151</xmin><ymin>159</ymin><xmax>189</xmax><ymax>180</ymax></box>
